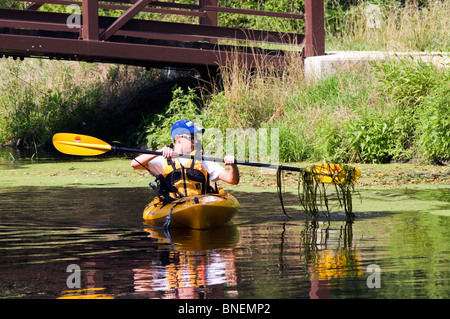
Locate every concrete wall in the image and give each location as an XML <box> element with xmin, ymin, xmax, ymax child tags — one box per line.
<box><xmin>304</xmin><ymin>51</ymin><xmax>450</xmax><ymax>81</ymax></box>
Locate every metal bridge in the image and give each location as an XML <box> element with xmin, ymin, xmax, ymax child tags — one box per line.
<box><xmin>0</xmin><ymin>0</ymin><xmax>325</xmax><ymax>72</ymax></box>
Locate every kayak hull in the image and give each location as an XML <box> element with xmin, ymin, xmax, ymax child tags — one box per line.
<box><xmin>143</xmin><ymin>193</ymin><xmax>240</xmax><ymax>229</ymax></box>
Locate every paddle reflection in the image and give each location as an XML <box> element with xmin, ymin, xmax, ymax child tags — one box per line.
<box><xmin>59</xmin><ymin>287</ymin><xmax>114</xmax><ymax>299</ymax></box>
<box><xmin>133</xmin><ymin>226</ymin><xmax>239</xmax><ymax>298</ymax></box>
<box><xmin>299</xmin><ymin>221</ymin><xmax>363</xmax><ymax>298</ymax></box>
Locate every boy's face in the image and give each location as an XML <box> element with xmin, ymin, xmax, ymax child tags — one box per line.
<box><xmin>175</xmin><ymin>133</ymin><xmax>197</xmax><ymax>154</ymax></box>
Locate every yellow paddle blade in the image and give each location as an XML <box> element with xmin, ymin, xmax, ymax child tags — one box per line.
<box><xmin>53</xmin><ymin>133</ymin><xmax>112</xmax><ymax>156</ymax></box>
<box><xmin>307</xmin><ymin>164</ymin><xmax>361</xmax><ymax>185</ymax></box>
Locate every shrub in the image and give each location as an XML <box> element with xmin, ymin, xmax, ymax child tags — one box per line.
<box><xmin>339</xmin><ymin>110</ymin><xmax>415</xmax><ymax>163</ymax></box>
<box><xmin>145</xmin><ymin>86</ymin><xmax>203</xmax><ymax>149</ymax></box>
<box><xmin>372</xmin><ymin>55</ymin><xmax>444</xmax><ymax>108</ymax></box>
<box><xmin>416</xmin><ymin>84</ymin><xmax>450</xmax><ymax>161</ymax></box>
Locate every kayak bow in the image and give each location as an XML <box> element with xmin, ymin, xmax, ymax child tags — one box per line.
<box><xmin>143</xmin><ymin>191</ymin><xmax>240</xmax><ymax>230</ymax></box>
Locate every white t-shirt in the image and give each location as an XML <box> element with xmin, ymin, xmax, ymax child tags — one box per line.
<box><xmin>146</xmin><ymin>156</ymin><xmax>225</xmax><ymax>182</ymax></box>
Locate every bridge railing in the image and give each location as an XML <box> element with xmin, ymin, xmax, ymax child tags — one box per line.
<box><xmin>0</xmin><ymin>0</ymin><xmax>324</xmax><ymax>68</ymax></box>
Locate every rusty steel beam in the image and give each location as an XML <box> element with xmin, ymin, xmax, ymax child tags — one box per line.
<box><xmin>151</xmin><ymin>1</ymin><xmax>304</xmax><ymax>19</ymax></box>
<box><xmin>304</xmin><ymin>0</ymin><xmax>324</xmax><ymax>57</ymax></box>
<box><xmin>129</xmin><ymin>20</ymin><xmax>303</xmax><ymax>45</ymax></box>
<box><xmin>199</xmin><ymin>0</ymin><xmax>217</xmax><ymax>27</ymax></box>
<box><xmin>0</xmin><ymin>33</ymin><xmax>286</xmax><ymax>69</ymax></box>
<box><xmin>199</xmin><ymin>0</ymin><xmax>217</xmax><ymax>44</ymax></box>
<box><xmin>82</xmin><ymin>0</ymin><xmax>98</xmax><ymax>40</ymax></box>
<box><xmin>0</xmin><ymin>9</ymin><xmax>71</xmax><ymax>31</ymax></box>
<box><xmin>17</xmin><ymin>0</ymin><xmax>205</xmax><ymax>17</ymax></box>
<box><xmin>14</xmin><ymin>0</ymin><xmax>304</xmax><ymax>19</ymax></box>
<box><xmin>99</xmin><ymin>0</ymin><xmax>153</xmax><ymax>41</ymax></box>
<box><xmin>25</xmin><ymin>3</ymin><xmax>43</xmax><ymax>10</ymax></box>
<box><xmin>9</xmin><ymin>0</ymin><xmax>306</xmax><ymax>40</ymax></box>
<box><xmin>0</xmin><ymin>9</ymin><xmax>303</xmax><ymax>45</ymax></box>
<box><xmin>1</xmin><ymin>0</ymin><xmax>315</xmax><ymax>72</ymax></box>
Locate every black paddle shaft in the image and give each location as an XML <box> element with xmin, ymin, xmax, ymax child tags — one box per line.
<box><xmin>112</xmin><ymin>146</ymin><xmax>303</xmax><ymax>172</ymax></box>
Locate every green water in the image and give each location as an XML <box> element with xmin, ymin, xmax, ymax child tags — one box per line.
<box><xmin>0</xmin><ymin>149</ymin><xmax>449</xmax><ymax>299</ymax></box>
<box><xmin>0</xmin><ymin>186</ymin><xmax>448</xmax><ymax>299</ymax></box>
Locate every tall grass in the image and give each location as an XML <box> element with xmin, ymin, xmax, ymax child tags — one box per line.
<box><xmin>208</xmin><ymin>50</ymin><xmax>305</xmax><ymax>129</ymax></box>
<box><xmin>140</xmin><ymin>48</ymin><xmax>448</xmax><ymax>164</ymax></box>
<box><xmin>326</xmin><ymin>0</ymin><xmax>450</xmax><ymax>52</ymax></box>
<box><xmin>143</xmin><ymin>45</ymin><xmax>447</xmax><ymax>163</ymax></box>
<box><xmin>195</xmin><ymin>0</ymin><xmax>449</xmax><ymax>163</ymax></box>
<box><xmin>203</xmin><ymin>56</ymin><xmax>374</xmax><ymax>162</ymax></box>
<box><xmin>0</xmin><ymin>59</ymin><xmax>161</xmax><ymax>146</ymax></box>
<box><xmin>200</xmin><ymin>52</ymin><xmax>449</xmax><ymax>164</ymax></box>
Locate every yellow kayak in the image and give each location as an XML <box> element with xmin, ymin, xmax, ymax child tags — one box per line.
<box><xmin>143</xmin><ymin>191</ymin><xmax>240</xmax><ymax>229</ymax></box>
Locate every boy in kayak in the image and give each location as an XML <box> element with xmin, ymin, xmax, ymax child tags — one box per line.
<box><xmin>131</xmin><ymin>119</ymin><xmax>239</xmax><ymax>198</ymax></box>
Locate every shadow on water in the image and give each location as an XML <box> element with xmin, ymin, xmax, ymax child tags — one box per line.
<box><xmin>0</xmin><ymin>186</ymin><xmax>449</xmax><ymax>299</ymax></box>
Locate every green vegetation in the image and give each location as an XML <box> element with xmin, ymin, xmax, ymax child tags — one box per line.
<box><xmin>319</xmin><ymin>56</ymin><xmax>449</xmax><ymax>164</ymax></box>
<box><xmin>0</xmin><ymin>60</ymin><xmax>162</xmax><ymax>147</ymax></box>
<box><xmin>144</xmin><ymin>86</ymin><xmax>203</xmax><ymax>149</ymax></box>
<box><xmin>0</xmin><ymin>0</ymin><xmax>449</xmax><ymax>165</ymax></box>
<box><xmin>148</xmin><ymin>53</ymin><xmax>448</xmax><ymax>164</ymax></box>
<box><xmin>325</xmin><ymin>0</ymin><xmax>449</xmax><ymax>52</ymax></box>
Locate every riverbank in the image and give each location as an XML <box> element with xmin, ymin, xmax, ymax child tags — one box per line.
<box><xmin>1</xmin><ymin>156</ymin><xmax>448</xmax><ymax>216</ymax></box>
<box><xmin>2</xmin><ymin>155</ymin><xmax>448</xmax><ymax>189</ymax></box>
<box><xmin>1</xmin><ymin>2</ymin><xmax>448</xmax><ymax>164</ymax></box>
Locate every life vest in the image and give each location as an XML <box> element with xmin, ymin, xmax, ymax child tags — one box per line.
<box><xmin>162</xmin><ymin>150</ymin><xmax>213</xmax><ymax>197</ymax></box>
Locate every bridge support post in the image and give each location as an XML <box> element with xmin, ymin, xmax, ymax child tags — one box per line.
<box><xmin>82</xmin><ymin>0</ymin><xmax>99</xmax><ymax>40</ymax></box>
<box><xmin>199</xmin><ymin>0</ymin><xmax>217</xmax><ymax>44</ymax></box>
<box><xmin>304</xmin><ymin>0</ymin><xmax>325</xmax><ymax>58</ymax></box>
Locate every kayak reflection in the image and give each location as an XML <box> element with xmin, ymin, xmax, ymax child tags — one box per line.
<box><xmin>133</xmin><ymin>226</ymin><xmax>240</xmax><ymax>298</ymax></box>
<box><xmin>143</xmin><ymin>225</ymin><xmax>240</xmax><ymax>251</ymax></box>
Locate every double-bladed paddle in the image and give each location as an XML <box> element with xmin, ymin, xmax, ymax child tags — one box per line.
<box><xmin>52</xmin><ymin>133</ymin><xmax>360</xmax><ymax>184</ymax></box>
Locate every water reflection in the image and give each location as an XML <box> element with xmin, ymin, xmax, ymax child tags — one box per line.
<box><xmin>59</xmin><ymin>288</ymin><xmax>114</xmax><ymax>299</ymax></box>
<box><xmin>299</xmin><ymin>221</ymin><xmax>363</xmax><ymax>299</ymax></box>
<box><xmin>0</xmin><ymin>186</ymin><xmax>449</xmax><ymax>299</ymax></box>
<box><xmin>144</xmin><ymin>226</ymin><xmax>240</xmax><ymax>251</ymax></box>
<box><xmin>133</xmin><ymin>226</ymin><xmax>239</xmax><ymax>299</ymax></box>
<box><xmin>234</xmin><ymin>220</ymin><xmax>365</xmax><ymax>299</ymax></box>
<box><xmin>132</xmin><ymin>220</ymin><xmax>362</xmax><ymax>299</ymax></box>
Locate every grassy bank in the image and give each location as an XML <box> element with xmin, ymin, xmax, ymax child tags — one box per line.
<box><xmin>1</xmin><ymin>158</ymin><xmax>448</xmax><ymax>217</ymax></box>
<box><xmin>1</xmin><ymin>155</ymin><xmax>448</xmax><ymax>190</ymax></box>
<box><xmin>2</xmin><ymin>55</ymin><xmax>448</xmax><ymax>164</ymax></box>
<box><xmin>0</xmin><ymin>1</ymin><xmax>449</xmax><ymax>164</ymax></box>
<box><xmin>147</xmin><ymin>53</ymin><xmax>449</xmax><ymax>164</ymax></box>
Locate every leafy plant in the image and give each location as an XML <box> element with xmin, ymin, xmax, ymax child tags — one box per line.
<box><xmin>344</xmin><ymin>115</ymin><xmax>401</xmax><ymax>163</ymax></box>
<box><xmin>145</xmin><ymin>86</ymin><xmax>203</xmax><ymax>149</ymax></box>
<box><xmin>373</xmin><ymin>56</ymin><xmax>443</xmax><ymax>108</ymax></box>
<box><xmin>417</xmin><ymin>84</ymin><xmax>450</xmax><ymax>161</ymax></box>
